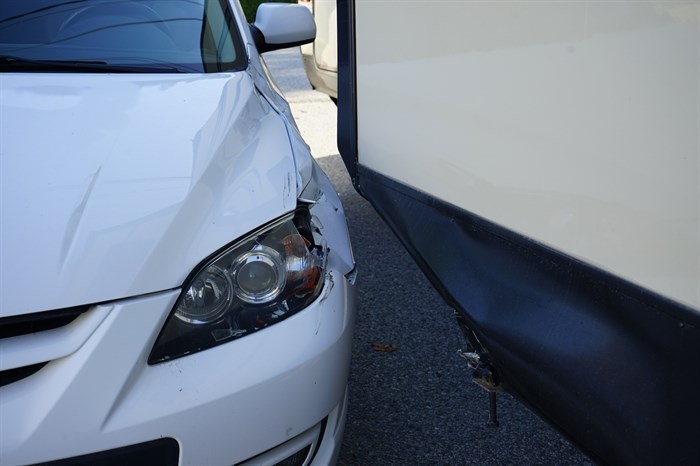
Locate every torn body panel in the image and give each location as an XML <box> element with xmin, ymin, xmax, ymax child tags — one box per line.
<box><xmin>356</xmin><ymin>166</ymin><xmax>700</xmax><ymax>466</ymax></box>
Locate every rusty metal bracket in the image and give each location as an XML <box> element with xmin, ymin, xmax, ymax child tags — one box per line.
<box><xmin>455</xmin><ymin>310</ymin><xmax>504</xmax><ymax>428</ymax></box>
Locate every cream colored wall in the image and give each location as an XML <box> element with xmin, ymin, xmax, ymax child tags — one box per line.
<box><xmin>355</xmin><ymin>1</ymin><xmax>700</xmax><ymax>309</ymax></box>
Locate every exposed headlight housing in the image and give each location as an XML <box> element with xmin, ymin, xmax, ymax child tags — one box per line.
<box><xmin>149</xmin><ymin>207</ymin><xmax>326</xmax><ymax>364</ymax></box>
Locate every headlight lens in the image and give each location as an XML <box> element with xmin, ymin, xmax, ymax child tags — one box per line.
<box><xmin>149</xmin><ymin>208</ymin><xmax>326</xmax><ymax>364</ymax></box>
<box><xmin>230</xmin><ymin>246</ymin><xmax>286</xmax><ymax>304</ymax></box>
<box><xmin>176</xmin><ymin>265</ymin><xmax>232</xmax><ymax>324</ymax></box>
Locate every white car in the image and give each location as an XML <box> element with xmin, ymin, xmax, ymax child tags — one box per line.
<box><xmin>298</xmin><ymin>0</ymin><xmax>337</xmax><ymax>102</ymax></box>
<box><xmin>0</xmin><ymin>2</ymin><xmax>355</xmax><ymax>465</ymax></box>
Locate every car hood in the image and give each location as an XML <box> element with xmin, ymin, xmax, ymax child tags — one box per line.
<box><xmin>0</xmin><ymin>72</ymin><xmax>297</xmax><ymax>317</ymax></box>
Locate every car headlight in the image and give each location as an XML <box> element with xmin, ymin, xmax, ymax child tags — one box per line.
<box><xmin>149</xmin><ymin>207</ymin><xmax>326</xmax><ymax>364</ymax></box>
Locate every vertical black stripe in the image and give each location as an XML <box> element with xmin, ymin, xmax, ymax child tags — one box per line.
<box><xmin>336</xmin><ymin>0</ymin><xmax>358</xmax><ymax>186</ymax></box>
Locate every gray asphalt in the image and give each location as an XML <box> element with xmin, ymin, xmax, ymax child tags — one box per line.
<box><xmin>265</xmin><ymin>48</ymin><xmax>593</xmax><ymax>466</ymax></box>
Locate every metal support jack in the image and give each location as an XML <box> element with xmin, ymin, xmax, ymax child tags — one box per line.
<box><xmin>455</xmin><ymin>310</ymin><xmax>504</xmax><ymax>428</ymax></box>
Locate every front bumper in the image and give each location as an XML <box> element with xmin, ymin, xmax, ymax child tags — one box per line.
<box><xmin>1</xmin><ymin>263</ymin><xmax>354</xmax><ymax>465</ymax></box>
<box><xmin>301</xmin><ymin>54</ymin><xmax>338</xmax><ymax>100</ymax></box>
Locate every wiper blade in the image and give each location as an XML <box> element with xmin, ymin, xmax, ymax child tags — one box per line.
<box><xmin>0</xmin><ymin>55</ymin><xmax>187</xmax><ymax>73</ymax></box>
<box><xmin>0</xmin><ymin>55</ymin><xmax>110</xmax><ymax>71</ymax></box>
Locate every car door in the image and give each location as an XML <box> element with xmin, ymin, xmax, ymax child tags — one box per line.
<box><xmin>336</xmin><ymin>1</ymin><xmax>700</xmax><ymax>465</ymax></box>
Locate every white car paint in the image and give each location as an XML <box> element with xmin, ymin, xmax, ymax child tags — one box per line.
<box><xmin>2</xmin><ymin>275</ymin><xmax>354</xmax><ymax>465</ymax></box>
<box><xmin>1</xmin><ymin>72</ymin><xmax>296</xmax><ymax>317</ymax></box>
<box><xmin>354</xmin><ymin>0</ymin><xmax>699</xmax><ymax>309</ymax></box>
<box><xmin>0</xmin><ymin>1</ymin><xmax>355</xmax><ymax>465</ymax></box>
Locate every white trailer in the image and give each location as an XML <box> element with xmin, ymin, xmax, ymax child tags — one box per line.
<box><xmin>336</xmin><ymin>2</ymin><xmax>700</xmax><ymax>465</ymax></box>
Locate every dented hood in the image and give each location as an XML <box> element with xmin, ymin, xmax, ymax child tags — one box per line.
<box><xmin>0</xmin><ymin>72</ymin><xmax>297</xmax><ymax>317</ymax></box>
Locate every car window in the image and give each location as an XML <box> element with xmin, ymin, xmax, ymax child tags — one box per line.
<box><xmin>0</xmin><ymin>0</ymin><xmax>247</xmax><ymax>73</ymax></box>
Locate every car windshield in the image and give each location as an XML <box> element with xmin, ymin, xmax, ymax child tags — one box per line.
<box><xmin>0</xmin><ymin>0</ymin><xmax>247</xmax><ymax>73</ymax></box>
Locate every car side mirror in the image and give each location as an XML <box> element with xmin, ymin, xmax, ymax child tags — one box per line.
<box><xmin>250</xmin><ymin>3</ymin><xmax>316</xmax><ymax>54</ymax></box>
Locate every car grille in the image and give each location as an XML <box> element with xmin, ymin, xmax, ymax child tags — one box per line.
<box><xmin>29</xmin><ymin>438</ymin><xmax>179</xmax><ymax>466</ymax></box>
<box><xmin>0</xmin><ymin>362</ymin><xmax>48</xmax><ymax>388</ymax></box>
<box><xmin>0</xmin><ymin>306</ymin><xmax>88</xmax><ymax>339</ymax></box>
<box><xmin>0</xmin><ymin>305</ymin><xmax>95</xmax><ymax>387</ymax></box>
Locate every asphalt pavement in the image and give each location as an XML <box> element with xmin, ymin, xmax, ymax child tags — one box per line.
<box><xmin>264</xmin><ymin>48</ymin><xmax>593</xmax><ymax>466</ymax></box>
